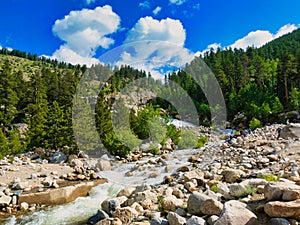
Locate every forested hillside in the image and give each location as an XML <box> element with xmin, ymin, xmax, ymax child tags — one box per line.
<box><xmin>0</xmin><ymin>29</ymin><xmax>299</xmax><ymax>157</ymax></box>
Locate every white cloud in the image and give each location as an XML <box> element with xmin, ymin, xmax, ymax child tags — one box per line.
<box><xmin>195</xmin><ymin>43</ymin><xmax>221</xmax><ymax>57</ymax></box>
<box><xmin>229</xmin><ymin>23</ymin><xmax>299</xmax><ymax>50</ymax></box>
<box><xmin>116</xmin><ymin>17</ymin><xmax>194</xmax><ymax>79</ymax></box>
<box><xmin>52</xmin><ymin>45</ymin><xmax>100</xmax><ymax>67</ymax></box>
<box><xmin>125</xmin><ymin>16</ymin><xmax>186</xmax><ymax>46</ymax></box>
<box><xmin>274</xmin><ymin>23</ymin><xmax>298</xmax><ymax>39</ymax></box>
<box><xmin>84</xmin><ymin>0</ymin><xmax>96</xmax><ymax>5</ymax></box>
<box><xmin>153</xmin><ymin>6</ymin><xmax>162</xmax><ymax>15</ymax></box>
<box><xmin>52</xmin><ymin>6</ymin><xmax>120</xmax><ymax>57</ymax></box>
<box><xmin>169</xmin><ymin>0</ymin><xmax>187</xmax><ymax>5</ymax></box>
<box><xmin>139</xmin><ymin>1</ymin><xmax>151</xmax><ymax>9</ymax></box>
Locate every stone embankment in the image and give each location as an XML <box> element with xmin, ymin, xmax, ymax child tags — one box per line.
<box><xmin>88</xmin><ymin>124</ymin><xmax>300</xmax><ymax>225</ymax></box>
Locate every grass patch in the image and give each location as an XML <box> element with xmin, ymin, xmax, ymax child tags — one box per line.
<box><xmin>261</xmin><ymin>174</ymin><xmax>281</xmax><ymax>182</ymax></box>
<box><xmin>236</xmin><ymin>185</ymin><xmax>257</xmax><ymax>198</ymax></box>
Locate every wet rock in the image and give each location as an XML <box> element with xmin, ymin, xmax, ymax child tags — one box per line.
<box><xmin>264</xmin><ymin>199</ymin><xmax>300</xmax><ymax>220</ymax></box>
<box><xmin>88</xmin><ymin>209</ymin><xmax>109</xmax><ymax>225</ymax></box>
<box><xmin>215</xmin><ymin>200</ymin><xmax>259</xmax><ymax>225</ymax></box>
<box><xmin>167</xmin><ymin>212</ymin><xmax>186</xmax><ymax>225</ymax></box>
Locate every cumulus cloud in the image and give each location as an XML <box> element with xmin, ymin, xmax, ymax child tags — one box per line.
<box><xmin>52</xmin><ymin>45</ymin><xmax>100</xmax><ymax>67</ymax></box>
<box><xmin>52</xmin><ymin>6</ymin><xmax>120</xmax><ymax>59</ymax></box>
<box><xmin>195</xmin><ymin>43</ymin><xmax>221</xmax><ymax>57</ymax></box>
<box><xmin>117</xmin><ymin>17</ymin><xmax>193</xmax><ymax>79</ymax></box>
<box><xmin>169</xmin><ymin>0</ymin><xmax>187</xmax><ymax>5</ymax></box>
<box><xmin>125</xmin><ymin>16</ymin><xmax>186</xmax><ymax>46</ymax></box>
<box><xmin>139</xmin><ymin>1</ymin><xmax>151</xmax><ymax>9</ymax></box>
<box><xmin>229</xmin><ymin>23</ymin><xmax>299</xmax><ymax>50</ymax></box>
<box><xmin>153</xmin><ymin>6</ymin><xmax>162</xmax><ymax>15</ymax></box>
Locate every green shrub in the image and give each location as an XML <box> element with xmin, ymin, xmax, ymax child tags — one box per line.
<box><xmin>196</xmin><ymin>136</ymin><xmax>208</xmax><ymax>148</ymax></box>
<box><xmin>210</xmin><ymin>184</ymin><xmax>219</xmax><ymax>193</ymax></box>
<box><xmin>262</xmin><ymin>174</ymin><xmax>281</xmax><ymax>182</ymax></box>
<box><xmin>249</xmin><ymin>118</ymin><xmax>261</xmax><ymax>130</ymax></box>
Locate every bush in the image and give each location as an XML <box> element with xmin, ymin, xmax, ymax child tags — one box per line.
<box><xmin>249</xmin><ymin>118</ymin><xmax>261</xmax><ymax>130</ymax></box>
<box><xmin>196</xmin><ymin>136</ymin><xmax>208</xmax><ymax>148</ymax></box>
<box><xmin>262</xmin><ymin>174</ymin><xmax>281</xmax><ymax>182</ymax></box>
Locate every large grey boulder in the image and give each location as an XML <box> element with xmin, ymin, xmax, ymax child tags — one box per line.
<box><xmin>279</xmin><ymin>123</ymin><xmax>300</xmax><ymax>139</ymax></box>
<box><xmin>264</xmin><ymin>182</ymin><xmax>300</xmax><ymax>201</ymax></box>
<box><xmin>187</xmin><ymin>192</ymin><xmax>223</xmax><ymax>216</ymax></box>
<box><xmin>214</xmin><ymin>200</ymin><xmax>259</xmax><ymax>225</ymax></box>
<box><xmin>167</xmin><ymin>212</ymin><xmax>186</xmax><ymax>225</ymax></box>
<box><xmin>50</xmin><ymin>152</ymin><xmax>67</xmax><ymax>164</ymax></box>
<box><xmin>187</xmin><ymin>216</ymin><xmax>207</xmax><ymax>225</ymax></box>
<box><xmin>264</xmin><ymin>199</ymin><xmax>300</xmax><ymax>220</ymax></box>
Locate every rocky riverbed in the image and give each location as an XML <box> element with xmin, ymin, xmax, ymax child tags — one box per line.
<box><xmin>1</xmin><ymin>123</ymin><xmax>300</xmax><ymax>225</ymax></box>
<box><xmin>87</xmin><ymin>123</ymin><xmax>300</xmax><ymax>225</ymax></box>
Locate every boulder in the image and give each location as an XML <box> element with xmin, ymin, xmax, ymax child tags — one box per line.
<box><xmin>112</xmin><ymin>207</ymin><xmax>139</xmax><ymax>224</ymax></box>
<box><xmin>88</xmin><ymin>210</ymin><xmax>109</xmax><ymax>225</ymax></box>
<box><xmin>214</xmin><ymin>200</ymin><xmax>259</xmax><ymax>225</ymax></box>
<box><xmin>162</xmin><ymin>195</ymin><xmax>184</xmax><ymax>211</ymax></box>
<box><xmin>187</xmin><ymin>192</ymin><xmax>223</xmax><ymax>216</ymax></box>
<box><xmin>101</xmin><ymin>196</ymin><xmax>127</xmax><ymax>216</ymax></box>
<box><xmin>97</xmin><ymin>160</ymin><xmax>112</xmax><ymax>171</ymax></box>
<box><xmin>150</xmin><ymin>218</ymin><xmax>169</xmax><ymax>225</ymax></box>
<box><xmin>95</xmin><ymin>218</ymin><xmax>122</xmax><ymax>225</ymax></box>
<box><xmin>19</xmin><ymin>179</ymin><xmax>106</xmax><ymax>205</ymax></box>
<box><xmin>0</xmin><ymin>195</ymin><xmax>12</xmax><ymax>206</ymax></box>
<box><xmin>264</xmin><ymin>182</ymin><xmax>300</xmax><ymax>201</ymax></box>
<box><xmin>50</xmin><ymin>152</ymin><xmax>67</xmax><ymax>164</ymax></box>
<box><xmin>222</xmin><ymin>169</ymin><xmax>245</xmax><ymax>183</ymax></box>
<box><xmin>270</xmin><ymin>218</ymin><xmax>291</xmax><ymax>225</ymax></box>
<box><xmin>187</xmin><ymin>216</ymin><xmax>207</xmax><ymax>225</ymax></box>
<box><xmin>279</xmin><ymin>123</ymin><xmax>300</xmax><ymax>139</ymax></box>
<box><xmin>264</xmin><ymin>199</ymin><xmax>300</xmax><ymax>220</ymax></box>
<box><xmin>167</xmin><ymin>212</ymin><xmax>186</xmax><ymax>225</ymax></box>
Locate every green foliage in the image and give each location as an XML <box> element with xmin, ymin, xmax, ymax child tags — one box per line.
<box><xmin>249</xmin><ymin>118</ymin><xmax>261</xmax><ymax>130</ymax></box>
<box><xmin>210</xmin><ymin>184</ymin><xmax>219</xmax><ymax>193</ymax></box>
<box><xmin>262</xmin><ymin>174</ymin><xmax>281</xmax><ymax>182</ymax></box>
<box><xmin>166</xmin><ymin>124</ymin><xmax>181</xmax><ymax>145</ymax></box>
<box><xmin>196</xmin><ymin>136</ymin><xmax>208</xmax><ymax>148</ymax></box>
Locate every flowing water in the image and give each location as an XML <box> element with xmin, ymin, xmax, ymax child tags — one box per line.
<box><xmin>2</xmin><ymin>121</ymin><xmax>218</xmax><ymax>225</ymax></box>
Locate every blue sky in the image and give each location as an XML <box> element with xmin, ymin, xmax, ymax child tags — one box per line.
<box><xmin>0</xmin><ymin>0</ymin><xmax>300</xmax><ymax>69</ymax></box>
